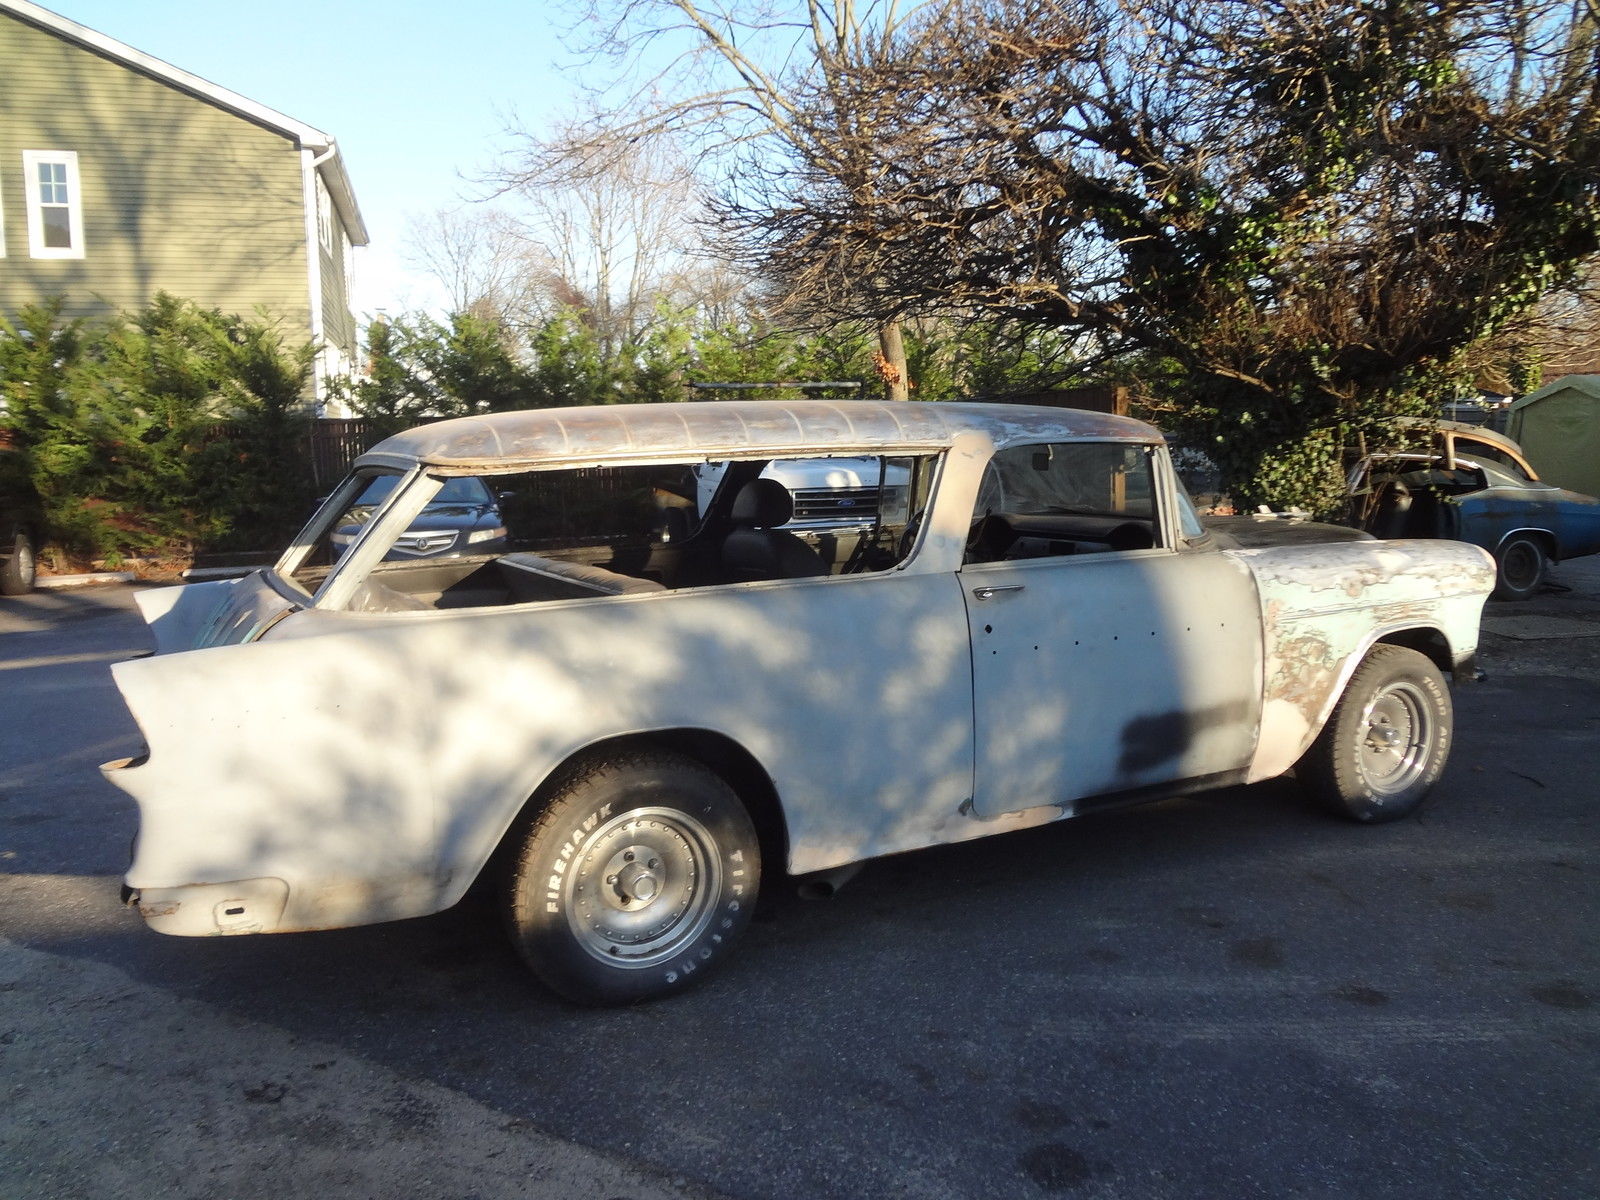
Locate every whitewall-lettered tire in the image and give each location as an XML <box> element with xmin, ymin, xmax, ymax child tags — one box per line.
<box><xmin>504</xmin><ymin>750</ymin><xmax>760</xmax><ymax>1004</ymax></box>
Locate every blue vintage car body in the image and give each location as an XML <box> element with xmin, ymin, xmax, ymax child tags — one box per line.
<box><xmin>1448</xmin><ymin>469</ymin><xmax>1600</xmax><ymax>559</ymax></box>
<box><xmin>1349</xmin><ymin>420</ymin><xmax>1600</xmax><ymax>598</ymax></box>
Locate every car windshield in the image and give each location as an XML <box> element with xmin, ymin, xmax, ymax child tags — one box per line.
<box><xmin>1454</xmin><ymin>442</ymin><xmax>1531</xmax><ymax>482</ymax></box>
<box><xmin>355</xmin><ymin>475</ymin><xmax>489</xmax><ymax>507</ymax></box>
<box><xmin>1475</xmin><ymin>461</ymin><xmax>1530</xmax><ymax>490</ymax></box>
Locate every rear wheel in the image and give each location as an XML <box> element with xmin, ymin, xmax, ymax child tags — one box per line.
<box><xmin>504</xmin><ymin>750</ymin><xmax>760</xmax><ymax>1004</ymax></box>
<box><xmin>1299</xmin><ymin>644</ymin><xmax>1452</xmax><ymax>823</ymax></box>
<box><xmin>1</xmin><ymin>527</ymin><xmax>36</xmax><ymax>596</ymax></box>
<box><xmin>1492</xmin><ymin>533</ymin><xmax>1546</xmax><ymax>601</ymax></box>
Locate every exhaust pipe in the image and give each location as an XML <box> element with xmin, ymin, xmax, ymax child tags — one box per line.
<box><xmin>796</xmin><ymin>863</ymin><xmax>864</xmax><ymax>899</ymax></box>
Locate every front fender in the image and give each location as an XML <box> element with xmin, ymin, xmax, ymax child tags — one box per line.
<box><xmin>1236</xmin><ymin>538</ymin><xmax>1494</xmax><ymax>781</ymax></box>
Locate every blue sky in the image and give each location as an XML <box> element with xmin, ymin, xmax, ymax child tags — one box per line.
<box><xmin>47</xmin><ymin>0</ymin><xmax>590</xmax><ymax>318</ymax></box>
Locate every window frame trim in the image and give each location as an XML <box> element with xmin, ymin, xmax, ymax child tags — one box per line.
<box><xmin>966</xmin><ymin>439</ymin><xmax>1172</xmax><ymax>560</ymax></box>
<box><xmin>22</xmin><ymin>150</ymin><xmax>86</xmax><ymax>259</ymax></box>
<box><xmin>315</xmin><ymin>172</ymin><xmax>334</xmax><ymax>253</ymax></box>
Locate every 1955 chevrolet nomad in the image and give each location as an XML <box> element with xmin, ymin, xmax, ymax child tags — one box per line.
<box><xmin>105</xmin><ymin>401</ymin><xmax>1495</xmax><ymax>1003</ymax></box>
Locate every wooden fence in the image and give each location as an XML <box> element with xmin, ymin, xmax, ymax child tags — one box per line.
<box><xmin>307</xmin><ymin>419</ymin><xmax>382</xmax><ymax>488</ymax></box>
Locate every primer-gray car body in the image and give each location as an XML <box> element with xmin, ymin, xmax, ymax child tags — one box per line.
<box><xmin>104</xmin><ymin>401</ymin><xmax>1495</xmax><ymax>938</ymax></box>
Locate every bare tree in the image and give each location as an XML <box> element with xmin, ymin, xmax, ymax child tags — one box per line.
<box><xmin>499</xmin><ymin>1</ymin><xmax>932</xmax><ymax>397</ymax></box>
<box><xmin>692</xmin><ymin>0</ymin><xmax>1600</xmax><ymax>504</ymax></box>
<box><xmin>402</xmin><ymin>207</ymin><xmax>551</xmax><ymax>336</ymax></box>
<box><xmin>497</xmin><ymin>120</ymin><xmax>707</xmax><ymax>356</ymax></box>
<box><xmin>1517</xmin><ymin>262</ymin><xmax>1600</xmax><ymax>381</ymax></box>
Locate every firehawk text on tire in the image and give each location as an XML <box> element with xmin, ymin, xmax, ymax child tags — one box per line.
<box><xmin>504</xmin><ymin>751</ymin><xmax>760</xmax><ymax>1004</ymax></box>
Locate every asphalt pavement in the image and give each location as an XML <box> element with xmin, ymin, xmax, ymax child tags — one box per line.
<box><xmin>1</xmin><ymin>564</ymin><xmax>1596</xmax><ymax>1199</ymax></box>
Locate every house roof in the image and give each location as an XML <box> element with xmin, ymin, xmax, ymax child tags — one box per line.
<box><xmin>0</xmin><ymin>0</ymin><xmax>367</xmax><ymax>244</ymax></box>
<box><xmin>357</xmin><ymin>400</ymin><xmax>1159</xmax><ymax>473</ymax></box>
<box><xmin>1510</xmin><ymin>374</ymin><xmax>1600</xmax><ymax>412</ymax></box>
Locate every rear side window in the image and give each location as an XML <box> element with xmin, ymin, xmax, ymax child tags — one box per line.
<box><xmin>495</xmin><ymin>463</ymin><xmax>703</xmax><ymax>552</ymax></box>
<box><xmin>1454</xmin><ymin>438</ymin><xmax>1530</xmax><ymax>482</ymax></box>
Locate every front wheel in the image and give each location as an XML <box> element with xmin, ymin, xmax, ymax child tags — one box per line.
<box><xmin>1299</xmin><ymin>644</ymin><xmax>1452</xmax><ymax>823</ymax></box>
<box><xmin>1492</xmin><ymin>533</ymin><xmax>1546</xmax><ymax>601</ymax></box>
<box><xmin>504</xmin><ymin>750</ymin><xmax>760</xmax><ymax>1004</ymax></box>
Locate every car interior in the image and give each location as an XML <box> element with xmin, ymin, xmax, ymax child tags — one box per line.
<box><xmin>1354</xmin><ymin>435</ymin><xmax>1532</xmax><ymax>540</ymax></box>
<box><xmin>298</xmin><ymin>453</ymin><xmax>937</xmax><ymax>612</ymax></box>
<box><xmin>962</xmin><ymin>442</ymin><xmax>1159</xmax><ymax>563</ymax></box>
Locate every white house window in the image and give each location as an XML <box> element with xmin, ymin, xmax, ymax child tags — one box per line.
<box><xmin>22</xmin><ymin>151</ymin><xmax>85</xmax><ymax>258</ymax></box>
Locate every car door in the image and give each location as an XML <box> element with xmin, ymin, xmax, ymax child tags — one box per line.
<box><xmin>960</xmin><ymin>441</ymin><xmax>1263</xmax><ymax>817</ymax></box>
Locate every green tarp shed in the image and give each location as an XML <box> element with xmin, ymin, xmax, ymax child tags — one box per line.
<box><xmin>1508</xmin><ymin>375</ymin><xmax>1600</xmax><ymax>497</ymax></box>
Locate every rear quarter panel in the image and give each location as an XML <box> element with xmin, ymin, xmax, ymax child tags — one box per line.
<box><xmin>107</xmin><ymin>569</ymin><xmax>977</xmax><ymax>931</ymax></box>
<box><xmin>1547</xmin><ymin>490</ymin><xmax>1600</xmax><ymax>559</ymax></box>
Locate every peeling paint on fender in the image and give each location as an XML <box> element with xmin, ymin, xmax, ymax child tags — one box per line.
<box><xmin>1240</xmin><ymin>539</ymin><xmax>1494</xmax><ymax>781</ymax></box>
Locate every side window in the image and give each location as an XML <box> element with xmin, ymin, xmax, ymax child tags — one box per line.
<box><xmin>696</xmin><ymin>453</ymin><xmax>935</xmax><ymax>580</ymax></box>
<box><xmin>967</xmin><ymin>442</ymin><xmax>1159</xmax><ymax>562</ymax></box>
<box><xmin>340</xmin><ymin>224</ymin><xmax>354</xmax><ymax>285</ymax></box>
<box><xmin>495</xmin><ymin>463</ymin><xmax>701</xmax><ymax>553</ymax></box>
<box><xmin>22</xmin><ymin>151</ymin><xmax>84</xmax><ymax>258</ymax></box>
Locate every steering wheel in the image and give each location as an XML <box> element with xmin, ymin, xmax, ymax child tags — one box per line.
<box><xmin>897</xmin><ymin>508</ymin><xmax>927</xmax><ymax>559</ymax></box>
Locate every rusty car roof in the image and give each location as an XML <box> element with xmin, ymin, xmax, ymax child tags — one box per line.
<box><xmin>1391</xmin><ymin>416</ymin><xmax>1525</xmax><ymax>455</ymax></box>
<box><xmin>355</xmin><ymin>400</ymin><xmax>1159</xmax><ymax>472</ymax></box>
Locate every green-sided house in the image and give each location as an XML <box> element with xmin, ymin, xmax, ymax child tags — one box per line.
<box><xmin>0</xmin><ymin>0</ymin><xmax>367</xmax><ymax>405</ymax></box>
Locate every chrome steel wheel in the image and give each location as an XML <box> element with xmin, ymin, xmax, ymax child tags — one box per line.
<box><xmin>506</xmin><ymin>752</ymin><xmax>761</xmax><ymax>1003</ymax></box>
<box><xmin>566</xmin><ymin>807</ymin><xmax>722</xmax><ymax>968</ymax></box>
<box><xmin>1356</xmin><ymin>680</ymin><xmax>1433</xmax><ymax>796</ymax></box>
<box><xmin>1299</xmin><ymin>643</ymin><xmax>1452</xmax><ymax>824</ymax></box>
